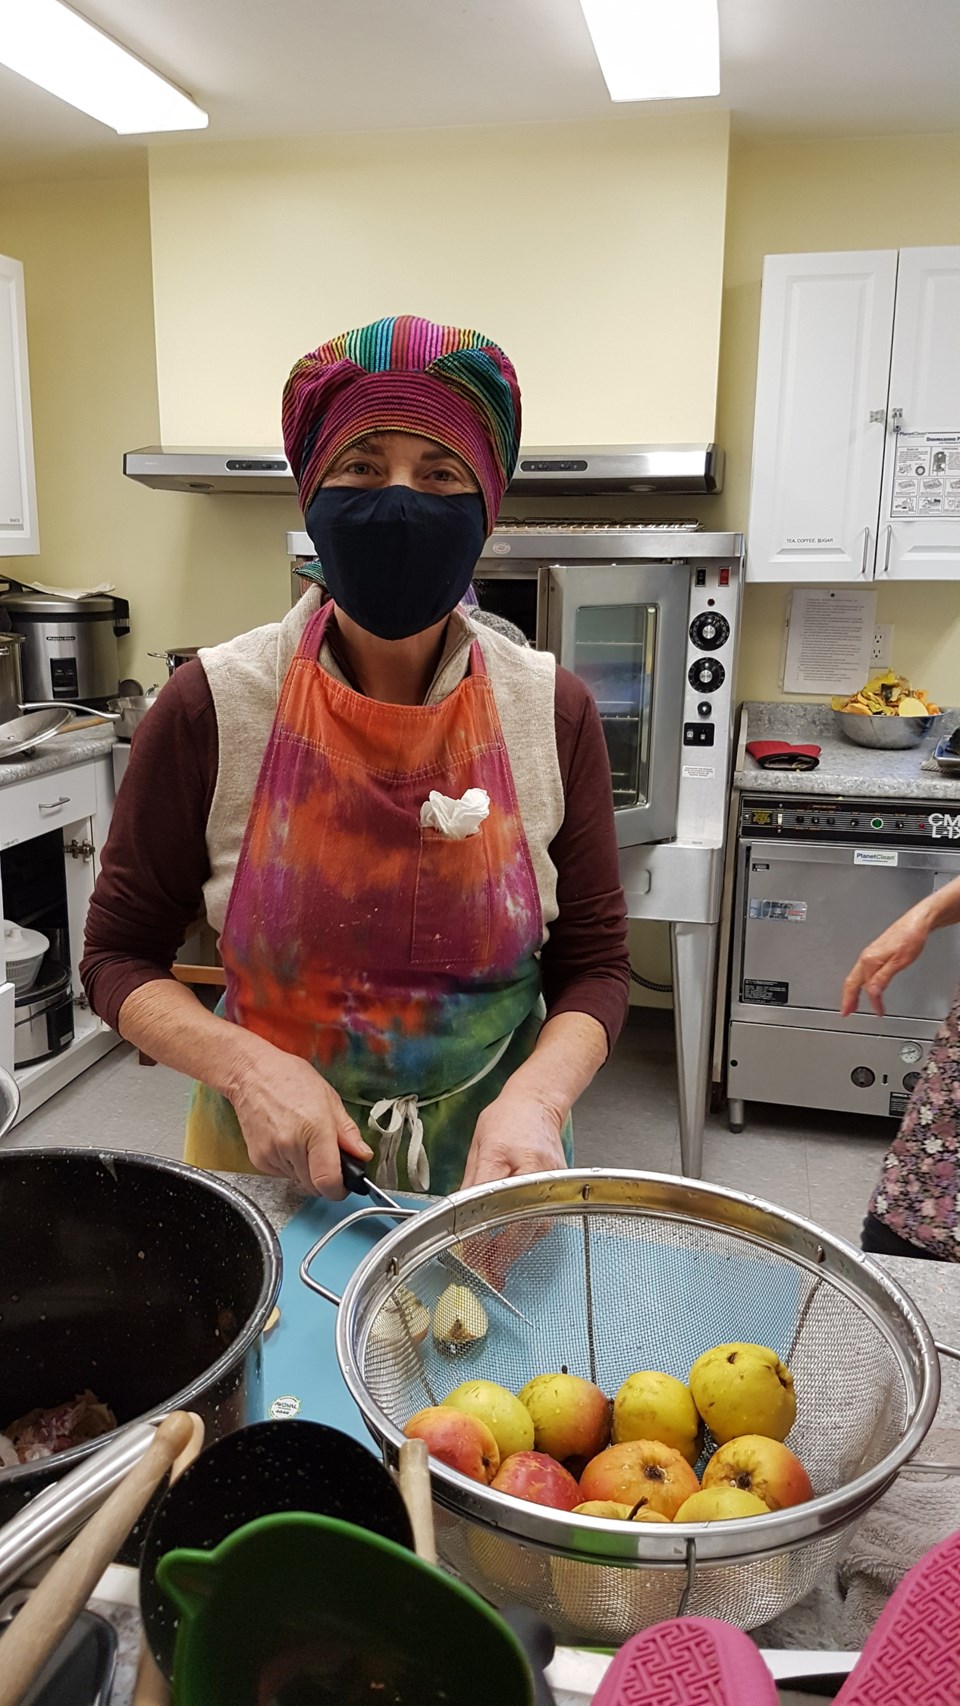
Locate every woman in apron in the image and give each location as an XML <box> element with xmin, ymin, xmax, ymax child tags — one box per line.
<box><xmin>82</xmin><ymin>316</ymin><xmax>630</xmax><ymax>1197</ymax></box>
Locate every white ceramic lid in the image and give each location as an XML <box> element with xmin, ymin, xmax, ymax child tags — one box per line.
<box><xmin>2</xmin><ymin>920</ymin><xmax>49</xmax><ymax>962</ymax></box>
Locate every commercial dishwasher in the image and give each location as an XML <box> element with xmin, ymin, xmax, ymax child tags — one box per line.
<box><xmin>728</xmin><ymin>794</ymin><xmax>960</xmax><ymax>1128</ymax></box>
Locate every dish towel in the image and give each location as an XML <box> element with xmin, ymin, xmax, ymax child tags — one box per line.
<box><xmin>757</xmin><ymin>1426</ymin><xmax>960</xmax><ymax>1651</ymax></box>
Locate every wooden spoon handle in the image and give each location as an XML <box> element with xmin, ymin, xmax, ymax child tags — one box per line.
<box><xmin>0</xmin><ymin>1412</ymin><xmax>194</xmax><ymax>1706</ymax></box>
<box><xmin>131</xmin><ymin>1412</ymin><xmax>206</xmax><ymax>1706</ymax></box>
<box><xmin>398</xmin><ymin>1437</ymin><xmax>436</xmax><ymax>1566</ymax></box>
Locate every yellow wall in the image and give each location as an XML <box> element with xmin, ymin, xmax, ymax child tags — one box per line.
<box><xmin>147</xmin><ymin>113</ymin><xmax>730</xmax><ymax>447</ymax></box>
<box><xmin>0</xmin><ymin>170</ymin><xmax>298</xmax><ymax>687</ymax></box>
<box><xmin>719</xmin><ymin>133</ymin><xmax>960</xmax><ymax>706</ymax></box>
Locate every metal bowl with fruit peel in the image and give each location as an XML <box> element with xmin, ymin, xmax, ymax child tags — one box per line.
<box><xmin>300</xmin><ymin>1170</ymin><xmax>955</xmax><ymax>1645</ymax></box>
<box><xmin>834</xmin><ymin>710</ymin><xmax>939</xmax><ymax>749</ymax></box>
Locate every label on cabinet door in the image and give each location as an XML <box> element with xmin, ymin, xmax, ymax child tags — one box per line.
<box><xmin>742</xmin><ymin>978</ymin><xmax>789</xmax><ymax>1004</ymax></box>
<box><xmin>748</xmin><ymin>899</ymin><xmax>807</xmax><ymax>922</ymax></box>
<box><xmin>892</xmin><ymin>433</ymin><xmax>960</xmax><ymax>516</ymax></box>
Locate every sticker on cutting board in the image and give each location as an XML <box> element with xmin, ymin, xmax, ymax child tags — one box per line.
<box><xmin>854</xmin><ymin>848</ymin><xmax>899</xmax><ymax>867</ymax></box>
<box><xmin>269</xmin><ymin>1395</ymin><xmax>302</xmax><ymax>1419</ymax></box>
<box><xmin>742</xmin><ymin>978</ymin><xmax>789</xmax><ymax>1005</ymax></box>
<box><xmin>748</xmin><ymin>898</ymin><xmax>807</xmax><ymax>922</ymax></box>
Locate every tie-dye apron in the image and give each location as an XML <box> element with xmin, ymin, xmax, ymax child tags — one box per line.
<box><xmin>184</xmin><ymin>601</ymin><xmax>565</xmax><ymax>1194</ymax></box>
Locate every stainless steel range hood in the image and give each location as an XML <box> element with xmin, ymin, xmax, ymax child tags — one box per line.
<box><xmin>123</xmin><ymin>443</ymin><xmax>723</xmax><ymax>496</ymax></box>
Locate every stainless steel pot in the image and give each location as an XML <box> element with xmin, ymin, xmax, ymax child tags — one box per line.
<box><xmin>0</xmin><ymin>635</ymin><xmax>24</xmax><ymax>725</ymax></box>
<box><xmin>13</xmin><ymin>961</ymin><xmax>74</xmax><ymax>1068</ymax></box>
<box><xmin>148</xmin><ymin>648</ymin><xmax>201</xmax><ymax>677</ymax></box>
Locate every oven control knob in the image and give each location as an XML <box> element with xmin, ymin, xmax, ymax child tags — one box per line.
<box><xmin>690</xmin><ymin>612</ymin><xmax>730</xmax><ymax>651</ymax></box>
<box><xmin>688</xmin><ymin>657</ymin><xmax>725</xmax><ymax>692</ymax></box>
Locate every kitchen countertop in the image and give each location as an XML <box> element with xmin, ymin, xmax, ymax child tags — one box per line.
<box><xmin>735</xmin><ymin>702</ymin><xmax>960</xmax><ymax>800</ymax></box>
<box><xmin>0</xmin><ymin>725</ymin><xmax>115</xmax><ymax>787</ymax></box>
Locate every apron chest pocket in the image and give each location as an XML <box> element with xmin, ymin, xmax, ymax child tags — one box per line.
<box><xmin>411</xmin><ymin>823</ymin><xmax>492</xmax><ymax>968</ymax></box>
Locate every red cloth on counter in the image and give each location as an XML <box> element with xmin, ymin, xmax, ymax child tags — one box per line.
<box><xmin>81</xmin><ymin>660</ymin><xmax>631</xmax><ymax>1052</ymax></box>
<box><xmin>746</xmin><ymin>740</ymin><xmax>822</xmax><ymax>770</ymax></box>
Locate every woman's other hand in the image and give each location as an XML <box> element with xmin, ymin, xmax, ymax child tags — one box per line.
<box><xmin>230</xmin><ymin>1044</ymin><xmax>372</xmax><ymax>1197</ymax></box>
<box><xmin>840</xmin><ymin>903</ymin><xmax>934</xmax><ymax>1017</ymax></box>
<box><xmin>461</xmin><ymin>1087</ymin><xmax>568</xmax><ymax>1189</ymax></box>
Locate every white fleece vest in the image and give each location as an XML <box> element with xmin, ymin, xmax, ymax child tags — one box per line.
<box><xmin>198</xmin><ymin>590</ymin><xmax>564</xmax><ymax>940</ymax></box>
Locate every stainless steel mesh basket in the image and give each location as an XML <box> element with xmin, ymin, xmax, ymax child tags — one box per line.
<box><xmin>301</xmin><ymin>1170</ymin><xmax>942</xmax><ymax>1643</ymax></box>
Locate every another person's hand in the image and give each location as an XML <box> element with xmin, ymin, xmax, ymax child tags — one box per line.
<box><xmin>230</xmin><ymin>1041</ymin><xmax>372</xmax><ymax>1197</ymax></box>
<box><xmin>461</xmin><ymin>1087</ymin><xmax>568</xmax><ymax>1189</ymax></box>
<box><xmin>840</xmin><ymin>902</ymin><xmax>933</xmax><ymax>1017</ymax></box>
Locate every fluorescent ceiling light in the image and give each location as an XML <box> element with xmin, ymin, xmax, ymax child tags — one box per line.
<box><xmin>0</xmin><ymin>0</ymin><xmax>208</xmax><ymax>134</ymax></box>
<box><xmin>579</xmin><ymin>0</ymin><xmax>720</xmax><ymax>102</ymax></box>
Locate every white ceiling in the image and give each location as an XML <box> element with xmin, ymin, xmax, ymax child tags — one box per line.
<box><xmin>1</xmin><ymin>0</ymin><xmax>959</xmax><ymax>174</ymax></box>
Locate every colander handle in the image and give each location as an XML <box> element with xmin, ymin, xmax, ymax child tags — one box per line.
<box><xmin>299</xmin><ymin>1205</ymin><xmax>419</xmax><ymax>1306</ymax></box>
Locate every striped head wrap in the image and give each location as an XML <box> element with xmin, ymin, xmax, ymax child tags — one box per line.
<box><xmin>282</xmin><ymin>315</ymin><xmax>521</xmax><ymax>532</ymax></box>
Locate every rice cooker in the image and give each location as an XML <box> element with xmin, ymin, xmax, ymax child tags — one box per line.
<box><xmin>0</xmin><ymin>594</ymin><xmax>130</xmax><ymax>708</ymax></box>
<box><xmin>13</xmin><ymin>961</ymin><xmax>75</xmax><ymax>1067</ymax></box>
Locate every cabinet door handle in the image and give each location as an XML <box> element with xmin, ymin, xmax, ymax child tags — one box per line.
<box><xmin>859</xmin><ymin>526</ymin><xmax>871</xmax><ymax>577</ymax></box>
<box><xmin>881</xmin><ymin>525</ymin><xmax>892</xmax><ymax>576</ymax></box>
<box><xmin>869</xmin><ymin>408</ymin><xmax>886</xmax><ymax>425</ymax></box>
<box><xmin>38</xmin><ymin>796</ymin><xmax>70</xmax><ymax>814</ymax></box>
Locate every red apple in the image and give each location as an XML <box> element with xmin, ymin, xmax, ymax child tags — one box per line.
<box><xmin>578</xmin><ymin>1439</ymin><xmax>700</xmax><ymax>1520</ymax></box>
<box><xmin>701</xmin><ymin>1435</ymin><xmax>813</xmax><ymax>1511</ymax></box>
<box><xmin>517</xmin><ymin>1373</ymin><xmax>611</xmax><ymax>1463</ymax></box>
<box><xmin>403</xmin><ymin>1405</ymin><xmax>499</xmax><ymax>1484</ymax></box>
<box><xmin>492</xmin><ymin>1450</ymin><xmax>582</xmax><ymax>1511</ymax></box>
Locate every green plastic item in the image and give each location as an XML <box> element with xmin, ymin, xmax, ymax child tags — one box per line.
<box><xmin>157</xmin><ymin>1510</ymin><xmax>536</xmax><ymax>1706</ymax></box>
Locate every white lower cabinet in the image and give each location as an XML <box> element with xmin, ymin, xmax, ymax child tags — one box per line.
<box><xmin>0</xmin><ymin>752</ymin><xmax>120</xmax><ymax>1123</ymax></box>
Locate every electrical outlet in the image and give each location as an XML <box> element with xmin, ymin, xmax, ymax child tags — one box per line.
<box><xmin>872</xmin><ymin>625</ymin><xmax>894</xmax><ymax>668</ymax></box>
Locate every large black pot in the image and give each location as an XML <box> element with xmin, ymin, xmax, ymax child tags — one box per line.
<box><xmin>0</xmin><ymin>1151</ymin><xmax>281</xmax><ymax>1529</ymax></box>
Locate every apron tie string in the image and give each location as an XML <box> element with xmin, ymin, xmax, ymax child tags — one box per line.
<box><xmin>368</xmin><ymin>1095</ymin><xmax>430</xmax><ymax>1193</ymax></box>
<box><xmin>366</xmin><ymin>1028</ymin><xmax>517</xmax><ymax>1195</ymax></box>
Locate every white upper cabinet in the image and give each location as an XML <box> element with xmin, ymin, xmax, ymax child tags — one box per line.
<box><xmin>0</xmin><ymin>254</ymin><xmax>39</xmax><ymax>556</ymax></box>
<box><xmin>747</xmin><ymin>246</ymin><xmax>960</xmax><ymax>583</ymax></box>
<box><xmin>881</xmin><ymin>247</ymin><xmax>960</xmax><ymax>580</ymax></box>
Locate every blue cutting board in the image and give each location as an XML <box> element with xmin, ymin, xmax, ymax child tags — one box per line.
<box><xmin>262</xmin><ymin>1193</ymin><xmax>430</xmax><ymax>1448</ymax></box>
<box><xmin>262</xmin><ymin>1196</ymin><xmax>803</xmax><ymax>1450</ymax></box>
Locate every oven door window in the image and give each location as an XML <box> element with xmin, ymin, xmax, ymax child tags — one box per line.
<box><xmin>573</xmin><ymin>603</ymin><xmax>656</xmax><ymax>810</ymax></box>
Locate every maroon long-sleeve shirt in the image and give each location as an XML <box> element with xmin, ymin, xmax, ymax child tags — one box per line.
<box><xmin>82</xmin><ymin>660</ymin><xmax>630</xmax><ymax>1049</ymax></box>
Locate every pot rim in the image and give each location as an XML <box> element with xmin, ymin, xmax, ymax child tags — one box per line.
<box><xmin>0</xmin><ymin>1150</ymin><xmax>281</xmax><ymax>1487</ymax></box>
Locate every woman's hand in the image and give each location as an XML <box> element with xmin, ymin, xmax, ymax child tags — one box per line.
<box><xmin>230</xmin><ymin>1042</ymin><xmax>373</xmax><ymax>1197</ymax></box>
<box><xmin>840</xmin><ymin>903</ymin><xmax>934</xmax><ymax>1017</ymax></box>
<box><xmin>461</xmin><ymin>1087</ymin><xmax>568</xmax><ymax>1189</ymax></box>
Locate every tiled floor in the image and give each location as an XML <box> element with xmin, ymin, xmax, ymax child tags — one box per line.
<box><xmin>7</xmin><ymin>1011</ymin><xmax>891</xmax><ymax>1246</ymax></box>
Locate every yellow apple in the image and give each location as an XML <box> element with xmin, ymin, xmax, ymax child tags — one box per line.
<box><xmin>578</xmin><ymin>1439</ymin><xmax>699</xmax><ymax>1520</ymax></box>
<box><xmin>674</xmin><ymin>1486</ymin><xmax>770</xmax><ymax>1522</ymax></box>
<box><xmin>573</xmin><ymin>1500</ymin><xmax>635</xmax><ymax>1520</ymax></box>
<box><xmin>612</xmin><ymin>1371</ymin><xmax>703</xmax><ymax>1465</ymax></box>
<box><xmin>442</xmin><ymin>1380</ymin><xmax>534</xmax><ymax>1460</ymax></box>
<box><xmin>688</xmin><ymin>1343</ymin><xmax>796</xmax><ymax>1444</ymax></box>
<box><xmin>517</xmin><ymin>1372</ymin><xmax>611</xmax><ymax>1462</ymax></box>
<box><xmin>701</xmin><ymin>1435</ymin><xmax>813</xmax><ymax>1511</ymax></box>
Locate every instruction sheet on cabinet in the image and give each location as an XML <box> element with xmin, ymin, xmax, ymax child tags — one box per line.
<box><xmin>781</xmin><ymin>587</ymin><xmax>876</xmax><ymax>695</ymax></box>
<box><xmin>892</xmin><ymin>432</ymin><xmax>960</xmax><ymax>517</ymax></box>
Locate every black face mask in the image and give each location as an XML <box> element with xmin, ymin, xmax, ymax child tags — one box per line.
<box><xmin>304</xmin><ymin>486</ymin><xmax>486</xmax><ymax>641</ymax></box>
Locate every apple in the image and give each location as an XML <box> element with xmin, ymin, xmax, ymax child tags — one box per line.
<box><xmin>688</xmin><ymin>1343</ymin><xmax>796</xmax><ymax>1444</ymax></box>
<box><xmin>674</xmin><ymin>1486</ymin><xmax>770</xmax><ymax>1522</ymax></box>
<box><xmin>517</xmin><ymin>1372</ymin><xmax>611</xmax><ymax>1463</ymax></box>
<box><xmin>403</xmin><ymin>1406</ymin><xmax>499</xmax><ymax>1484</ymax></box>
<box><xmin>578</xmin><ymin>1439</ymin><xmax>700</xmax><ymax>1520</ymax></box>
<box><xmin>631</xmin><ymin>1507</ymin><xmax>671</xmax><ymax>1524</ymax></box>
<box><xmin>572</xmin><ymin>1500</ymin><xmax>635</xmax><ymax>1520</ymax></box>
<box><xmin>492</xmin><ymin>1450</ymin><xmax>582</xmax><ymax>1511</ymax></box>
<box><xmin>442</xmin><ymin>1380</ymin><xmax>535</xmax><ymax>1460</ymax></box>
<box><xmin>701</xmin><ymin>1435</ymin><xmax>813</xmax><ymax>1511</ymax></box>
<box><xmin>612</xmin><ymin>1371</ymin><xmax>703</xmax><ymax>1466</ymax></box>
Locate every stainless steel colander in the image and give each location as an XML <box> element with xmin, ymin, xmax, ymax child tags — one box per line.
<box><xmin>301</xmin><ymin>1170</ymin><xmax>948</xmax><ymax>1643</ymax></box>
